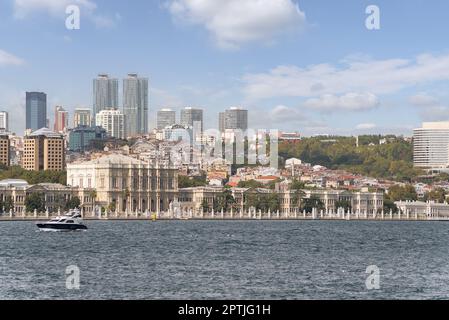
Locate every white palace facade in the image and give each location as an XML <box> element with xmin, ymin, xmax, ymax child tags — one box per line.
<box><xmin>67</xmin><ymin>154</ymin><xmax>178</xmax><ymax>213</ymax></box>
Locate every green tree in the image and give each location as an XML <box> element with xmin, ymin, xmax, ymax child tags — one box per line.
<box><xmin>335</xmin><ymin>199</ymin><xmax>352</xmax><ymax>212</ymax></box>
<box><xmin>65</xmin><ymin>196</ymin><xmax>81</xmax><ymax>210</ymax></box>
<box><xmin>423</xmin><ymin>188</ymin><xmax>447</xmax><ymax>203</ymax></box>
<box><xmin>200</xmin><ymin>199</ymin><xmax>210</xmax><ymax>212</ymax></box>
<box><xmin>25</xmin><ymin>193</ymin><xmax>45</xmax><ymax>213</ymax></box>
<box><xmin>301</xmin><ymin>196</ymin><xmax>325</xmax><ymax>213</ymax></box>
<box><xmin>387</xmin><ymin>185</ymin><xmax>417</xmax><ymax>201</ymax></box>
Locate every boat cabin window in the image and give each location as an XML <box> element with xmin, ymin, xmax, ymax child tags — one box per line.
<box><xmin>66</xmin><ymin>220</ymin><xmax>74</xmax><ymax>223</ymax></box>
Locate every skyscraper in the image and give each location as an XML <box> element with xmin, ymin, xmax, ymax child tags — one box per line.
<box><xmin>93</xmin><ymin>74</ymin><xmax>118</xmax><ymax>117</ymax></box>
<box><xmin>123</xmin><ymin>73</ymin><xmax>148</xmax><ymax>137</ymax></box>
<box><xmin>54</xmin><ymin>106</ymin><xmax>69</xmax><ymax>133</ymax></box>
<box><xmin>0</xmin><ymin>111</ymin><xmax>9</xmax><ymax>132</ymax></box>
<box><xmin>222</xmin><ymin>107</ymin><xmax>248</xmax><ymax>131</ymax></box>
<box><xmin>96</xmin><ymin>108</ymin><xmax>126</xmax><ymax>140</ymax></box>
<box><xmin>26</xmin><ymin>92</ymin><xmax>47</xmax><ymax>131</ymax></box>
<box><xmin>157</xmin><ymin>108</ymin><xmax>176</xmax><ymax>129</ymax></box>
<box><xmin>73</xmin><ymin>108</ymin><xmax>92</xmax><ymax>128</ymax></box>
<box><xmin>181</xmin><ymin>107</ymin><xmax>203</xmax><ymax>131</ymax></box>
<box><xmin>218</xmin><ymin>112</ymin><xmax>225</xmax><ymax>133</ymax></box>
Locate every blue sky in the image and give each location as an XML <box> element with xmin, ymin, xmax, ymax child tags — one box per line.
<box><xmin>1</xmin><ymin>0</ymin><xmax>449</xmax><ymax>136</ymax></box>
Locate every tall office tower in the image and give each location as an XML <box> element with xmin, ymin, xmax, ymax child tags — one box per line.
<box><xmin>96</xmin><ymin>108</ymin><xmax>126</xmax><ymax>140</ymax></box>
<box><xmin>54</xmin><ymin>106</ymin><xmax>69</xmax><ymax>133</ymax></box>
<box><xmin>0</xmin><ymin>111</ymin><xmax>9</xmax><ymax>132</ymax></box>
<box><xmin>123</xmin><ymin>73</ymin><xmax>148</xmax><ymax>137</ymax></box>
<box><xmin>73</xmin><ymin>108</ymin><xmax>92</xmax><ymax>127</ymax></box>
<box><xmin>22</xmin><ymin>128</ymin><xmax>65</xmax><ymax>171</ymax></box>
<box><xmin>414</xmin><ymin>121</ymin><xmax>449</xmax><ymax>170</ymax></box>
<box><xmin>93</xmin><ymin>74</ymin><xmax>119</xmax><ymax>117</ymax></box>
<box><xmin>26</xmin><ymin>92</ymin><xmax>47</xmax><ymax>131</ymax></box>
<box><xmin>180</xmin><ymin>107</ymin><xmax>203</xmax><ymax>131</ymax></box>
<box><xmin>157</xmin><ymin>108</ymin><xmax>176</xmax><ymax>129</ymax></box>
<box><xmin>223</xmin><ymin>107</ymin><xmax>248</xmax><ymax>131</ymax></box>
<box><xmin>218</xmin><ymin>112</ymin><xmax>225</xmax><ymax>132</ymax></box>
<box><xmin>0</xmin><ymin>134</ymin><xmax>10</xmax><ymax>167</ymax></box>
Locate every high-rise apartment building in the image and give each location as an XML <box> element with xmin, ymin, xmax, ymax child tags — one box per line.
<box><xmin>0</xmin><ymin>135</ymin><xmax>10</xmax><ymax>167</ymax></box>
<box><xmin>26</xmin><ymin>92</ymin><xmax>47</xmax><ymax>131</ymax></box>
<box><xmin>123</xmin><ymin>73</ymin><xmax>148</xmax><ymax>137</ymax></box>
<box><xmin>0</xmin><ymin>111</ymin><xmax>9</xmax><ymax>132</ymax></box>
<box><xmin>93</xmin><ymin>74</ymin><xmax>118</xmax><ymax>117</ymax></box>
<box><xmin>54</xmin><ymin>106</ymin><xmax>69</xmax><ymax>133</ymax></box>
<box><xmin>181</xmin><ymin>107</ymin><xmax>203</xmax><ymax>131</ymax></box>
<box><xmin>96</xmin><ymin>108</ymin><xmax>126</xmax><ymax>140</ymax></box>
<box><xmin>218</xmin><ymin>112</ymin><xmax>225</xmax><ymax>133</ymax></box>
<box><xmin>22</xmin><ymin>128</ymin><xmax>65</xmax><ymax>171</ymax></box>
<box><xmin>73</xmin><ymin>108</ymin><xmax>92</xmax><ymax>128</ymax></box>
<box><xmin>157</xmin><ymin>108</ymin><xmax>176</xmax><ymax>129</ymax></box>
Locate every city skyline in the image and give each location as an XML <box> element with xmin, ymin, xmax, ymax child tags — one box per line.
<box><xmin>1</xmin><ymin>1</ymin><xmax>449</xmax><ymax>136</ymax></box>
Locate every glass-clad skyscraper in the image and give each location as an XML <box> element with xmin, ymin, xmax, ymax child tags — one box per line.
<box><xmin>26</xmin><ymin>92</ymin><xmax>47</xmax><ymax>131</ymax></box>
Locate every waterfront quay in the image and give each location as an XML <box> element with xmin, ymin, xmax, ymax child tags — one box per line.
<box><xmin>1</xmin><ymin>208</ymin><xmax>448</xmax><ymax>222</ymax></box>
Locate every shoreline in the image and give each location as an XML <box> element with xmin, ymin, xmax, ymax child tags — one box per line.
<box><xmin>1</xmin><ymin>217</ymin><xmax>448</xmax><ymax>222</ymax></box>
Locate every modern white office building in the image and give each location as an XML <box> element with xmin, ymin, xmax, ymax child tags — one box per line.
<box><xmin>123</xmin><ymin>73</ymin><xmax>148</xmax><ymax>137</ymax></box>
<box><xmin>95</xmin><ymin>108</ymin><xmax>126</xmax><ymax>140</ymax></box>
<box><xmin>413</xmin><ymin>121</ymin><xmax>449</xmax><ymax>170</ymax></box>
<box><xmin>0</xmin><ymin>111</ymin><xmax>8</xmax><ymax>132</ymax></box>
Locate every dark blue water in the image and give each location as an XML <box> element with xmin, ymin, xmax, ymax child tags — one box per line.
<box><xmin>1</xmin><ymin>220</ymin><xmax>449</xmax><ymax>299</ymax></box>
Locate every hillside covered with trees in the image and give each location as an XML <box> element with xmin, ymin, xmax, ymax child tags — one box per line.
<box><xmin>279</xmin><ymin>135</ymin><xmax>424</xmax><ymax>182</ymax></box>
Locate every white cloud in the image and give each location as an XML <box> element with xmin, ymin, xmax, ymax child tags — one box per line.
<box><xmin>355</xmin><ymin>123</ymin><xmax>377</xmax><ymax>130</ymax></box>
<box><xmin>243</xmin><ymin>53</ymin><xmax>449</xmax><ymax>101</ymax></box>
<box><xmin>0</xmin><ymin>49</ymin><xmax>24</xmax><ymax>66</ymax></box>
<box><xmin>167</xmin><ymin>0</ymin><xmax>306</xmax><ymax>49</ymax></box>
<box><xmin>408</xmin><ymin>93</ymin><xmax>449</xmax><ymax>121</ymax></box>
<box><xmin>409</xmin><ymin>93</ymin><xmax>439</xmax><ymax>107</ymax></box>
<box><xmin>303</xmin><ymin>92</ymin><xmax>379</xmax><ymax>112</ymax></box>
<box><xmin>13</xmin><ymin>0</ymin><xmax>118</xmax><ymax>28</ymax></box>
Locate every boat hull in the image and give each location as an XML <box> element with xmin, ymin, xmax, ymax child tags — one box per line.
<box><xmin>36</xmin><ymin>223</ymin><xmax>88</xmax><ymax>231</ymax></box>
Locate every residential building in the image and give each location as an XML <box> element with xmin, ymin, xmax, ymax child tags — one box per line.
<box><xmin>157</xmin><ymin>108</ymin><xmax>176</xmax><ymax>129</ymax></box>
<box><xmin>26</xmin><ymin>92</ymin><xmax>47</xmax><ymax>131</ymax></box>
<box><xmin>67</xmin><ymin>154</ymin><xmax>178</xmax><ymax>213</ymax></box>
<box><xmin>93</xmin><ymin>74</ymin><xmax>118</xmax><ymax>116</ymax></box>
<box><xmin>0</xmin><ymin>111</ymin><xmax>9</xmax><ymax>132</ymax></box>
<box><xmin>96</xmin><ymin>108</ymin><xmax>126</xmax><ymax>140</ymax></box>
<box><xmin>68</xmin><ymin>126</ymin><xmax>107</xmax><ymax>152</ymax></box>
<box><xmin>22</xmin><ymin>128</ymin><xmax>65</xmax><ymax>171</ymax></box>
<box><xmin>73</xmin><ymin>108</ymin><xmax>92</xmax><ymax>127</ymax></box>
<box><xmin>123</xmin><ymin>73</ymin><xmax>148</xmax><ymax>136</ymax></box>
<box><xmin>0</xmin><ymin>135</ymin><xmax>10</xmax><ymax>167</ymax></box>
<box><xmin>54</xmin><ymin>106</ymin><xmax>69</xmax><ymax>133</ymax></box>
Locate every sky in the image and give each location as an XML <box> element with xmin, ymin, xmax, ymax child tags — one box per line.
<box><xmin>1</xmin><ymin>0</ymin><xmax>449</xmax><ymax>136</ymax></box>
